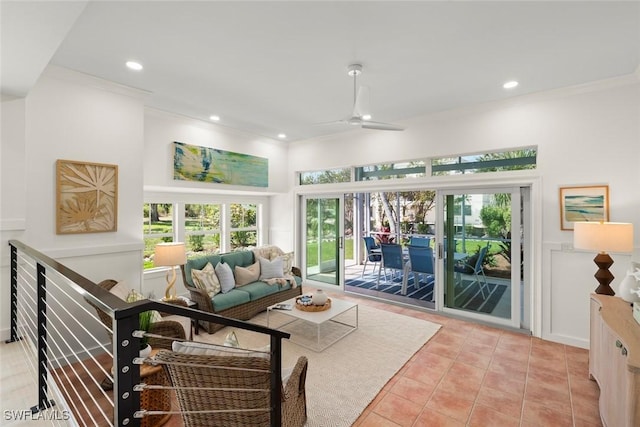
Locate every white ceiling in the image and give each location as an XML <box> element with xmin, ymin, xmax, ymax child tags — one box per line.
<box><xmin>2</xmin><ymin>1</ymin><xmax>639</xmax><ymax>142</ymax></box>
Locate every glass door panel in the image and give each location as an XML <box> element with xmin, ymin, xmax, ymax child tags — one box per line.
<box><xmin>438</xmin><ymin>188</ymin><xmax>522</xmax><ymax>328</ymax></box>
<box><xmin>304</xmin><ymin>196</ymin><xmax>343</xmax><ymax>286</ymax></box>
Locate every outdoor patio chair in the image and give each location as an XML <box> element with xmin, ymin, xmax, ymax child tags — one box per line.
<box><xmin>409</xmin><ymin>236</ymin><xmax>431</xmax><ymax>247</ymax></box>
<box><xmin>407</xmin><ymin>245</ymin><xmax>435</xmax><ymax>295</ymax></box>
<box><xmin>455</xmin><ymin>244</ymin><xmax>490</xmax><ymax>299</ymax></box>
<box><xmin>362</xmin><ymin>236</ymin><xmax>382</xmax><ymax>276</ymax></box>
<box><xmin>377</xmin><ymin>243</ymin><xmax>408</xmax><ymax>292</ymax></box>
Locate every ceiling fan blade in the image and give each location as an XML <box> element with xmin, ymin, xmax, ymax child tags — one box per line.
<box><xmin>361</xmin><ymin>120</ymin><xmax>405</xmax><ymax>131</ymax></box>
<box><xmin>353</xmin><ymin>85</ymin><xmax>371</xmax><ymax>118</ymax></box>
<box><xmin>313</xmin><ymin>118</ymin><xmax>350</xmax><ymax>126</ymax></box>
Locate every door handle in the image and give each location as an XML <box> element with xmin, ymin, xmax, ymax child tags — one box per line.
<box><xmin>438</xmin><ymin>243</ymin><xmax>443</xmax><ymax>259</ymax></box>
<box><xmin>339</xmin><ymin>237</ymin><xmax>344</xmax><ymax>249</ymax></box>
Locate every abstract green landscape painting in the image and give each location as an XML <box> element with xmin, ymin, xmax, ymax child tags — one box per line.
<box><xmin>173</xmin><ymin>141</ymin><xmax>268</xmax><ymax>187</ymax></box>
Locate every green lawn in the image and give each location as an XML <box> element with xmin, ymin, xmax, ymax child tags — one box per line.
<box><xmin>305</xmin><ymin>238</ymin><xmax>354</xmax><ymax>267</ymax></box>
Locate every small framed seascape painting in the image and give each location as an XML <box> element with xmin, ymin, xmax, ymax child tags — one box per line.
<box><xmin>559</xmin><ymin>185</ymin><xmax>609</xmax><ymax>230</ymax></box>
<box><xmin>56</xmin><ymin>159</ymin><xmax>118</xmax><ymax>234</ymax></box>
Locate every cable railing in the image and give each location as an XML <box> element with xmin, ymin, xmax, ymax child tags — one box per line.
<box><xmin>6</xmin><ymin>240</ymin><xmax>290</xmax><ymax>427</ymax></box>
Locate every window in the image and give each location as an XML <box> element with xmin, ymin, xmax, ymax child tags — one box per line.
<box><xmin>143</xmin><ymin>201</ymin><xmax>262</xmax><ymax>269</ymax></box>
<box><xmin>299</xmin><ymin>168</ymin><xmax>351</xmax><ymax>185</ymax></box>
<box><xmin>143</xmin><ymin>203</ymin><xmax>173</xmax><ymax>269</ymax></box>
<box><xmin>431</xmin><ymin>148</ymin><xmax>537</xmax><ymax>176</ymax></box>
<box><xmin>355</xmin><ymin>161</ymin><xmax>426</xmax><ymax>181</ymax></box>
<box><xmin>185</xmin><ymin>204</ymin><xmax>221</xmax><ymax>255</ymax></box>
<box><xmin>230</xmin><ymin>203</ymin><xmax>257</xmax><ymax>250</ymax></box>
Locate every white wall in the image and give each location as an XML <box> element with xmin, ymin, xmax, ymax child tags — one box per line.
<box><xmin>0</xmin><ymin>66</ymin><xmax>146</xmax><ymax>342</ymax></box>
<box><xmin>285</xmin><ymin>75</ymin><xmax>640</xmax><ymax>347</ymax></box>
<box><xmin>2</xmin><ymin>65</ymin><xmax>638</xmax><ymax>349</ymax></box>
<box><xmin>144</xmin><ymin>109</ymin><xmax>289</xmax><ymax>193</ymax></box>
<box><xmin>141</xmin><ymin>109</ymin><xmax>292</xmax><ymax>295</ymax></box>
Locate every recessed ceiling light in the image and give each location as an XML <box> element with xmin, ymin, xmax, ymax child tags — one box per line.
<box><xmin>278</xmin><ymin>133</ymin><xmax>287</xmax><ymax>139</ymax></box>
<box><xmin>362</xmin><ymin>114</ymin><xmax>372</xmax><ymax>120</ymax></box>
<box><xmin>126</xmin><ymin>61</ymin><xmax>143</xmax><ymax>71</ymax></box>
<box><xmin>209</xmin><ymin>115</ymin><xmax>220</xmax><ymax>121</ymax></box>
<box><xmin>503</xmin><ymin>81</ymin><xmax>519</xmax><ymax>89</ymax></box>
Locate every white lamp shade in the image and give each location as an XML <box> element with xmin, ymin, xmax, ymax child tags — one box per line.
<box><xmin>154</xmin><ymin>242</ymin><xmax>187</xmax><ymax>266</ymax></box>
<box><xmin>573</xmin><ymin>222</ymin><xmax>634</xmax><ymax>253</ymax></box>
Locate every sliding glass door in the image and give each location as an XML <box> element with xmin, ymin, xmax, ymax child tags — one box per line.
<box><xmin>437</xmin><ymin>188</ymin><xmax>524</xmax><ymax>328</ymax></box>
<box><xmin>303</xmin><ymin>195</ymin><xmax>344</xmax><ymax>286</ymax></box>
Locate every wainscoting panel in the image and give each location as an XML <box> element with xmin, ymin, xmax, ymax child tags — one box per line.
<box><xmin>543</xmin><ymin>241</ymin><xmax>633</xmax><ymax>348</ymax></box>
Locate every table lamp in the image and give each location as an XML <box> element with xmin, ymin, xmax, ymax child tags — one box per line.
<box><xmin>154</xmin><ymin>242</ymin><xmax>187</xmax><ymax>301</ymax></box>
<box><xmin>573</xmin><ymin>222</ymin><xmax>634</xmax><ymax>295</ymax></box>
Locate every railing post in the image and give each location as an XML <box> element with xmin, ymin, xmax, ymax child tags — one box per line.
<box><xmin>6</xmin><ymin>244</ymin><xmax>21</xmax><ymax>343</ymax></box>
<box><xmin>269</xmin><ymin>335</ymin><xmax>283</xmax><ymax>427</ymax></box>
<box><xmin>32</xmin><ymin>263</ymin><xmax>55</xmax><ymax>413</ymax></box>
<box><xmin>113</xmin><ymin>310</ymin><xmax>141</xmax><ymax>427</ymax></box>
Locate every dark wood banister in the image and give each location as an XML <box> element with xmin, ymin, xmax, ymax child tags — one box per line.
<box><xmin>8</xmin><ymin>239</ymin><xmax>289</xmax><ymax>427</ymax></box>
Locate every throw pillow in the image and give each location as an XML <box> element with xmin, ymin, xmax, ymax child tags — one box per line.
<box><xmin>215</xmin><ymin>262</ymin><xmax>235</xmax><ymax>294</ymax></box>
<box><xmin>172</xmin><ymin>340</ymin><xmax>269</xmax><ymax>359</ymax></box>
<box><xmin>108</xmin><ymin>281</ymin><xmax>131</xmax><ymax>301</ymax></box>
<box><xmin>259</xmin><ymin>256</ymin><xmax>284</xmax><ymax>280</ymax></box>
<box><xmin>191</xmin><ymin>262</ymin><xmax>222</xmax><ymax>297</ymax></box>
<box><xmin>280</xmin><ymin>252</ymin><xmax>294</xmax><ymax>275</ymax></box>
<box><xmin>235</xmin><ymin>261</ymin><xmax>260</xmax><ymax>286</ymax></box>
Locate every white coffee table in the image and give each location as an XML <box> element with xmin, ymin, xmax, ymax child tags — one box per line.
<box><xmin>267</xmin><ymin>297</ymin><xmax>358</xmax><ymax>352</ymax></box>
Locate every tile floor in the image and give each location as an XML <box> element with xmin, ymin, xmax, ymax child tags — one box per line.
<box><xmin>1</xmin><ymin>288</ymin><xmax>602</xmax><ymax>427</ymax></box>
<box><xmin>341</xmin><ymin>295</ymin><xmax>602</xmax><ymax>427</ymax></box>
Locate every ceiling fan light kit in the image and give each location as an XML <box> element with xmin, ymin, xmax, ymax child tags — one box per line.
<box><xmin>317</xmin><ymin>63</ymin><xmax>405</xmax><ymax>132</ymax></box>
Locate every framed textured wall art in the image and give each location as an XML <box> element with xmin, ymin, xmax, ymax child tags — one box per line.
<box><xmin>56</xmin><ymin>159</ymin><xmax>118</xmax><ymax>234</ymax></box>
<box><xmin>172</xmin><ymin>141</ymin><xmax>268</xmax><ymax>187</ymax></box>
<box><xmin>559</xmin><ymin>185</ymin><xmax>609</xmax><ymax>230</ymax></box>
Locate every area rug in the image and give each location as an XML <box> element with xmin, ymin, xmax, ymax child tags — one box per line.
<box><xmin>454</xmin><ymin>280</ymin><xmax>507</xmax><ymax>313</ymax></box>
<box><xmin>346</xmin><ymin>274</ymin><xmax>507</xmax><ymax>314</ymax></box>
<box><xmin>195</xmin><ymin>304</ymin><xmax>441</xmax><ymax>426</ymax></box>
<box><xmin>346</xmin><ymin>273</ymin><xmax>435</xmax><ymax>302</ymax></box>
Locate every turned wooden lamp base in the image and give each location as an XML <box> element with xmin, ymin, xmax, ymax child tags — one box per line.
<box><xmin>593</xmin><ymin>252</ymin><xmax>615</xmax><ymax>296</ymax></box>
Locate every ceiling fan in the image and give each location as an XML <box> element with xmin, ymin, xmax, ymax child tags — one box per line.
<box><xmin>320</xmin><ymin>64</ymin><xmax>405</xmax><ymax>131</ymax></box>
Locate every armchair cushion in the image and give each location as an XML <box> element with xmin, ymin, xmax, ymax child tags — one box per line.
<box><xmin>172</xmin><ymin>340</ymin><xmax>270</xmax><ymax>359</ymax></box>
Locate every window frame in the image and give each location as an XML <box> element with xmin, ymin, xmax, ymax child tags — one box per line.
<box><xmin>142</xmin><ymin>198</ymin><xmax>266</xmax><ymax>271</ymax></box>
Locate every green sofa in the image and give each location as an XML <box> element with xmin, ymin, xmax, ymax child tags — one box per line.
<box><xmin>180</xmin><ymin>249</ymin><xmax>302</xmax><ymax>333</ymax></box>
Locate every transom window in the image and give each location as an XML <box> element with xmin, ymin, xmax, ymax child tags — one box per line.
<box><xmin>431</xmin><ymin>148</ymin><xmax>537</xmax><ymax>176</ymax></box>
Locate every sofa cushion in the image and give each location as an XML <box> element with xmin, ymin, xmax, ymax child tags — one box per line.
<box><xmin>212</xmin><ymin>288</ymin><xmax>251</xmax><ymax>311</ymax></box>
<box><xmin>220</xmin><ymin>250</ymin><xmax>254</xmax><ymax>271</ymax></box>
<box><xmin>238</xmin><ymin>281</ymin><xmax>281</xmax><ymax>301</ymax></box>
<box><xmin>259</xmin><ymin>256</ymin><xmax>284</xmax><ymax>280</ymax></box>
<box><xmin>235</xmin><ymin>261</ymin><xmax>260</xmax><ymax>286</ymax></box>
<box><xmin>215</xmin><ymin>262</ymin><xmax>235</xmax><ymax>294</ymax></box>
<box><xmin>191</xmin><ymin>262</ymin><xmax>221</xmax><ymax>297</ymax></box>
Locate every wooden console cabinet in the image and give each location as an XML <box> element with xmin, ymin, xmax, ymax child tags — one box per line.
<box><xmin>590</xmin><ymin>294</ymin><xmax>640</xmax><ymax>426</ymax></box>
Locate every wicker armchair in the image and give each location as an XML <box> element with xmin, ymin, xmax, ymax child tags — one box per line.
<box><xmin>155</xmin><ymin>350</ymin><xmax>308</xmax><ymax>427</ymax></box>
<box><xmin>89</xmin><ymin>279</ymin><xmax>186</xmax><ymax>350</ymax></box>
